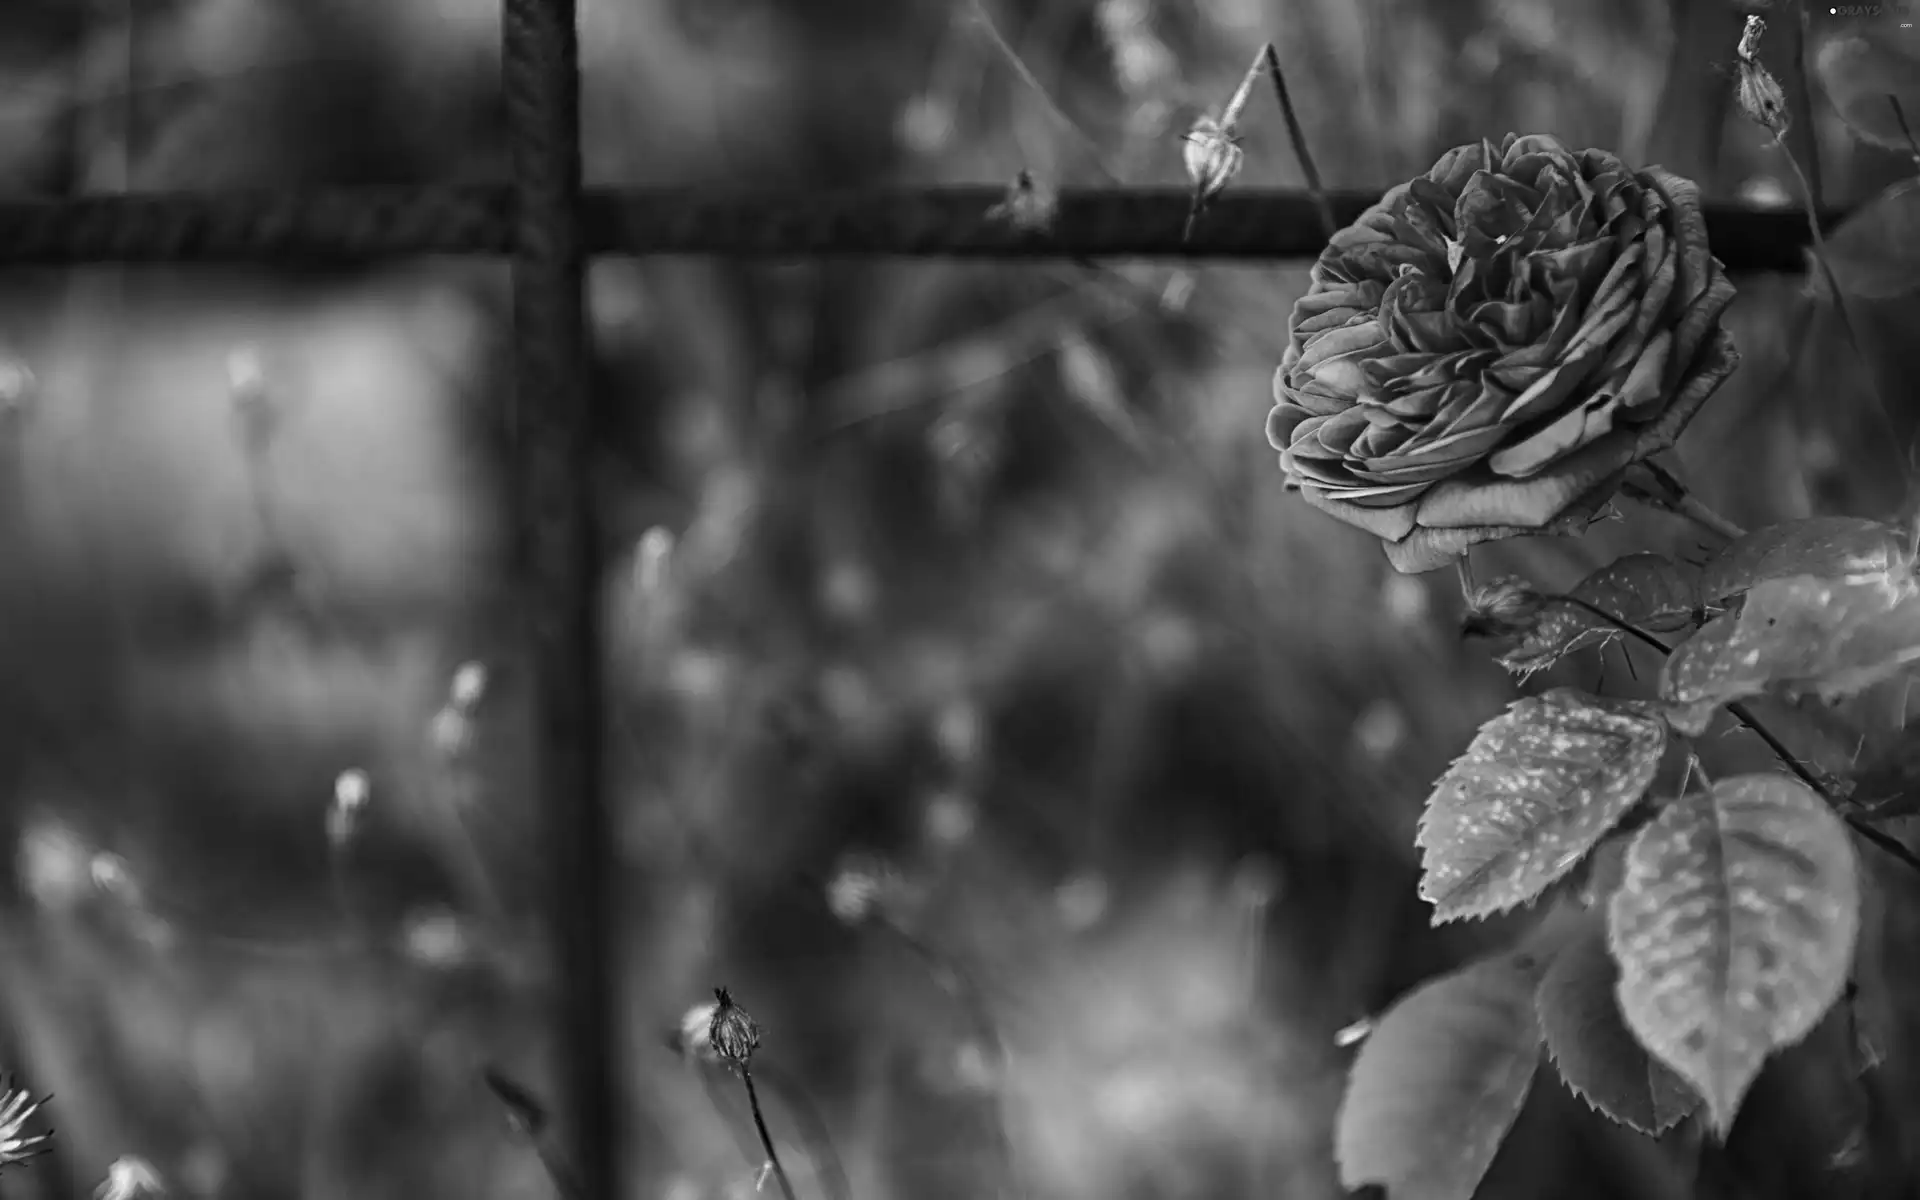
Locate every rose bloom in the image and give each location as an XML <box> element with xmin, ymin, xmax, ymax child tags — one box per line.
<box><xmin>1268</xmin><ymin>134</ymin><xmax>1738</xmax><ymax>573</ymax></box>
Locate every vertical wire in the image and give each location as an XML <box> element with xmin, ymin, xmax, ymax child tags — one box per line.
<box><xmin>501</xmin><ymin>1</ymin><xmax>618</xmax><ymax>1197</ymax></box>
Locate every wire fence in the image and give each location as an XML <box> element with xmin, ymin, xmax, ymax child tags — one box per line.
<box><xmin>0</xmin><ymin>0</ymin><xmax>1846</xmax><ymax>1197</ymax></box>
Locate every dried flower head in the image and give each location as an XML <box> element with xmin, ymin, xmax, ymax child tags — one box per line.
<box><xmin>0</xmin><ymin>1078</ymin><xmax>51</xmax><ymax>1171</ymax></box>
<box><xmin>708</xmin><ymin>987</ymin><xmax>761</xmax><ymax>1068</ymax></box>
<box><xmin>95</xmin><ymin>1155</ymin><xmax>165</xmax><ymax>1200</ymax></box>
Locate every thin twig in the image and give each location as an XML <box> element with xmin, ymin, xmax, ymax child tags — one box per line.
<box><xmin>741</xmin><ymin>1067</ymin><xmax>801</xmax><ymax>1200</ymax></box>
<box><xmin>1887</xmin><ymin>95</ymin><xmax>1920</xmax><ymax>170</ymax></box>
<box><xmin>1259</xmin><ymin>43</ymin><xmax>1335</xmax><ymax>240</ymax></box>
<box><xmin>1773</xmin><ymin>132</ymin><xmax>1909</xmax><ymax>501</ymax></box>
<box><xmin>965</xmin><ymin>0</ymin><xmax>1123</xmax><ymax>183</ymax></box>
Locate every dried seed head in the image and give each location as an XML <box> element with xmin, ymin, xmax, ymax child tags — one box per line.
<box><xmin>1736</xmin><ymin>58</ymin><xmax>1790</xmax><ymax>136</ymax></box>
<box><xmin>0</xmin><ymin>1078</ymin><xmax>51</xmax><ymax>1171</ymax></box>
<box><xmin>708</xmin><ymin>987</ymin><xmax>761</xmax><ymax>1068</ymax></box>
<box><xmin>1182</xmin><ymin>115</ymin><xmax>1244</xmax><ymax>215</ymax></box>
<box><xmin>1459</xmin><ymin>575</ymin><xmax>1547</xmax><ymax>639</ymax></box>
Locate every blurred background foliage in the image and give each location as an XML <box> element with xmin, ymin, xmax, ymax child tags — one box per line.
<box><xmin>0</xmin><ymin>1</ymin><xmax>1916</xmax><ymax>1199</ymax></box>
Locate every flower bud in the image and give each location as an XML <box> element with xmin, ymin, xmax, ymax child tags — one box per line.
<box><xmin>707</xmin><ymin>987</ymin><xmax>761</xmax><ymax>1068</ymax></box>
<box><xmin>1736</xmin><ymin>59</ymin><xmax>1790</xmax><ymax>136</ymax></box>
<box><xmin>1182</xmin><ymin>115</ymin><xmax>1244</xmax><ymax>216</ymax></box>
<box><xmin>1459</xmin><ymin>576</ymin><xmax>1547</xmax><ymax>639</ymax></box>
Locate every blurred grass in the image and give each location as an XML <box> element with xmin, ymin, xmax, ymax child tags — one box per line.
<box><xmin>0</xmin><ymin>2</ymin><xmax>1916</xmax><ymax>1199</ymax></box>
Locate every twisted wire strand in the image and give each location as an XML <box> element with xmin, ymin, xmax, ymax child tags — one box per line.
<box><xmin>0</xmin><ymin>185</ymin><xmax>1842</xmax><ymax>270</ymax></box>
<box><xmin>501</xmin><ymin>3</ymin><xmax>618</xmax><ymax>1200</ymax></box>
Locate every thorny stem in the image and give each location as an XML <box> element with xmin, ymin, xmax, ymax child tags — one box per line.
<box><xmin>1259</xmin><ymin>43</ymin><xmax>1335</xmax><ymax>241</ymax></box>
<box><xmin>1553</xmin><ymin>596</ymin><xmax>1920</xmax><ymax>881</ymax></box>
<box><xmin>740</xmin><ymin>1067</ymin><xmax>800</xmax><ymax>1200</ymax></box>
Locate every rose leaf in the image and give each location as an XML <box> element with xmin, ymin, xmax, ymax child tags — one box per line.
<box><xmin>1812</xmin><ymin>32</ymin><xmax>1920</xmax><ymax>156</ymax></box>
<box><xmin>1495</xmin><ymin>553</ymin><xmax>1703</xmax><ymax>676</ymax></box>
<box><xmin>1813</xmin><ymin>180</ymin><xmax>1920</xmax><ymax>302</ymax></box>
<box><xmin>1607</xmin><ymin>775</ymin><xmax>1860</xmax><ymax>1138</ymax></box>
<box><xmin>1418</xmin><ymin>689</ymin><xmax>1667</xmax><ymax>923</ymax></box>
<box><xmin>1337</xmin><ymin>954</ymin><xmax>1544</xmax><ymax>1200</ymax></box>
<box><xmin>1697</xmin><ymin>517</ymin><xmax>1910</xmax><ymax>606</ymax></box>
<box><xmin>1537</xmin><ymin>919</ymin><xmax>1699</xmax><ymax>1136</ymax></box>
<box><xmin>1658</xmin><ymin>574</ymin><xmax>1920</xmax><ymax>733</ymax></box>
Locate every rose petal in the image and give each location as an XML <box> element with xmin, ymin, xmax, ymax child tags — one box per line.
<box><xmin>1297</xmin><ymin>320</ymin><xmax>1391</xmax><ymax>394</ymax></box>
<box><xmin>1382</xmin><ymin>475</ymin><xmax>1619</xmax><ymax>574</ymax></box>
<box><xmin>1359</xmin><ymin>422</ymin><xmax>1511</xmax><ymax>481</ymax></box>
<box><xmin>1296</xmin><ymin>484</ymin><xmax>1423</xmax><ymax>540</ymax></box>
<box><xmin>1485</xmin><ymin>393</ymin><xmax>1621</xmax><ymax>478</ymax></box>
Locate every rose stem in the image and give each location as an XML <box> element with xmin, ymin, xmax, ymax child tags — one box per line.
<box><xmin>1556</xmin><ymin>595</ymin><xmax>1920</xmax><ymax>881</ymax></box>
<box><xmin>740</xmin><ymin>1066</ymin><xmax>801</xmax><ymax>1200</ymax></box>
<box><xmin>1454</xmin><ymin>555</ymin><xmax>1477</xmax><ymax>599</ymax></box>
<box><xmin>1889</xmin><ymin>95</ymin><xmax>1920</xmax><ymax>173</ymax></box>
<box><xmin>1259</xmin><ymin>42</ymin><xmax>1335</xmax><ymax>241</ymax></box>
<box><xmin>1671</xmin><ymin>492</ymin><xmax>1747</xmax><ymax>542</ymax></box>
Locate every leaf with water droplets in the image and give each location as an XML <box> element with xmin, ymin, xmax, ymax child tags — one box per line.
<box><xmin>1607</xmin><ymin>774</ymin><xmax>1860</xmax><ymax>1137</ymax></box>
<box><xmin>1697</xmin><ymin>517</ymin><xmax>1910</xmax><ymax>606</ymax></box>
<box><xmin>1537</xmin><ymin>921</ymin><xmax>1699</xmax><ymax>1135</ymax></box>
<box><xmin>1496</xmin><ymin>554</ymin><xmax>1704</xmax><ymax>676</ymax></box>
<box><xmin>1658</xmin><ymin>574</ymin><xmax>1920</xmax><ymax>734</ymax></box>
<box><xmin>1418</xmin><ymin>689</ymin><xmax>1667</xmax><ymax>923</ymax></box>
<box><xmin>1337</xmin><ymin>954</ymin><xmax>1543</xmax><ymax>1200</ymax></box>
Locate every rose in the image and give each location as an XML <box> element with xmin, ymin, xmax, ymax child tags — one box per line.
<box><xmin>1266</xmin><ymin>133</ymin><xmax>1738</xmax><ymax>573</ymax></box>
